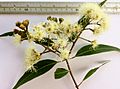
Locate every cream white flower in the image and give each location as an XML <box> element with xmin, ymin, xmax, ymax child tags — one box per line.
<box><xmin>93</xmin><ymin>16</ymin><xmax>109</xmax><ymax>35</ymax></box>
<box><xmin>61</xmin><ymin>19</ymin><xmax>71</xmax><ymax>27</ymax></box>
<box><xmin>57</xmin><ymin>38</ymin><xmax>68</xmax><ymax>48</ymax></box>
<box><xmin>91</xmin><ymin>40</ymin><xmax>98</xmax><ymax>48</ymax></box>
<box><xmin>72</xmin><ymin>24</ymin><xmax>83</xmax><ymax>33</ymax></box>
<box><xmin>99</xmin><ymin>15</ymin><xmax>109</xmax><ymax>30</ymax></box>
<box><xmin>46</xmin><ymin>26</ymin><xmax>55</xmax><ymax>33</ymax></box>
<box><xmin>52</xmin><ymin>43</ymin><xmax>59</xmax><ymax>50</ymax></box>
<box><xmin>93</xmin><ymin>27</ymin><xmax>103</xmax><ymax>35</ymax></box>
<box><xmin>80</xmin><ymin>3</ymin><xmax>104</xmax><ymax>20</ymax></box>
<box><xmin>33</xmin><ymin>24</ymin><xmax>43</xmax><ymax>31</ymax></box>
<box><xmin>28</xmin><ymin>24</ymin><xmax>46</xmax><ymax>41</ymax></box>
<box><xmin>80</xmin><ymin>3</ymin><xmax>109</xmax><ymax>35</ymax></box>
<box><xmin>60</xmin><ymin>19</ymin><xmax>71</xmax><ymax>32</ymax></box>
<box><xmin>25</xmin><ymin>45</ymin><xmax>41</xmax><ymax>70</ymax></box>
<box><xmin>59</xmin><ymin>49</ymin><xmax>69</xmax><ymax>59</ymax></box>
<box><xmin>46</xmin><ymin>21</ymin><xmax>59</xmax><ymax>33</ymax></box>
<box><xmin>13</xmin><ymin>34</ymin><xmax>21</xmax><ymax>45</ymax></box>
<box><xmin>30</xmin><ymin>29</ymin><xmax>46</xmax><ymax>41</ymax></box>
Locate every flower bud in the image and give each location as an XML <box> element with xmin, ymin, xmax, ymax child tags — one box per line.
<box><xmin>47</xmin><ymin>16</ymin><xmax>52</xmax><ymax>21</ymax></box>
<box><xmin>22</xmin><ymin>19</ymin><xmax>29</xmax><ymax>27</ymax></box>
<box><xmin>14</xmin><ymin>29</ymin><xmax>19</xmax><ymax>34</ymax></box>
<box><xmin>19</xmin><ymin>24</ymin><xmax>26</xmax><ymax>30</ymax></box>
<box><xmin>59</xmin><ymin>18</ymin><xmax>64</xmax><ymax>23</ymax></box>
<box><xmin>16</xmin><ymin>21</ymin><xmax>21</xmax><ymax>27</ymax></box>
<box><xmin>53</xmin><ymin>17</ymin><xmax>58</xmax><ymax>22</ymax></box>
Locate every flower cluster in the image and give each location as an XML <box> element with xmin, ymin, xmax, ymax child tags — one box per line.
<box><xmin>13</xmin><ymin>34</ymin><xmax>21</xmax><ymax>46</ymax></box>
<box><xmin>28</xmin><ymin>16</ymin><xmax>83</xmax><ymax>61</ymax></box>
<box><xmin>12</xmin><ymin>3</ymin><xmax>109</xmax><ymax>70</ymax></box>
<box><xmin>80</xmin><ymin>3</ymin><xmax>109</xmax><ymax>35</ymax></box>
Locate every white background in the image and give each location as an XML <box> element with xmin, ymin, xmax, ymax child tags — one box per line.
<box><xmin>0</xmin><ymin>0</ymin><xmax>120</xmax><ymax>89</ymax></box>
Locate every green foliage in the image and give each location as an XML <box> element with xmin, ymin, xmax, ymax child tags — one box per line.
<box><xmin>81</xmin><ymin>61</ymin><xmax>109</xmax><ymax>84</ymax></box>
<box><xmin>13</xmin><ymin>59</ymin><xmax>57</xmax><ymax>89</ymax></box>
<box><xmin>0</xmin><ymin>31</ymin><xmax>13</xmax><ymax>37</ymax></box>
<box><xmin>76</xmin><ymin>44</ymin><xmax>120</xmax><ymax>57</ymax></box>
<box><xmin>54</xmin><ymin>68</ymin><xmax>68</xmax><ymax>79</ymax></box>
<box><xmin>83</xmin><ymin>67</ymin><xmax>98</xmax><ymax>81</ymax></box>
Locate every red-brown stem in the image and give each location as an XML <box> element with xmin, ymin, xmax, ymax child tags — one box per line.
<box><xmin>65</xmin><ymin>59</ymin><xmax>79</xmax><ymax>89</ymax></box>
<box><xmin>69</xmin><ymin>31</ymin><xmax>83</xmax><ymax>55</ymax></box>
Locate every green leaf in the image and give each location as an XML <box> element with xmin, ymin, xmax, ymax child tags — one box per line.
<box><xmin>78</xmin><ymin>61</ymin><xmax>109</xmax><ymax>86</ymax></box>
<box><xmin>55</xmin><ymin>68</ymin><xmax>68</xmax><ymax>79</ymax></box>
<box><xmin>99</xmin><ymin>0</ymin><xmax>107</xmax><ymax>7</ymax></box>
<box><xmin>82</xmin><ymin>61</ymin><xmax>109</xmax><ymax>82</ymax></box>
<box><xmin>0</xmin><ymin>31</ymin><xmax>14</xmax><ymax>37</ymax></box>
<box><xmin>76</xmin><ymin>44</ymin><xmax>120</xmax><ymax>57</ymax></box>
<box><xmin>83</xmin><ymin>67</ymin><xmax>98</xmax><ymax>81</ymax></box>
<box><xmin>13</xmin><ymin>59</ymin><xmax>57</xmax><ymax>89</ymax></box>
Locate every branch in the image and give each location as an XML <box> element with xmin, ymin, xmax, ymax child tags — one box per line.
<box><xmin>79</xmin><ymin>37</ymin><xmax>91</xmax><ymax>43</ymax></box>
<box><xmin>84</xmin><ymin>28</ymin><xmax>94</xmax><ymax>32</ymax></box>
<box><xmin>69</xmin><ymin>31</ymin><xmax>83</xmax><ymax>54</ymax></box>
<box><xmin>65</xmin><ymin>59</ymin><xmax>79</xmax><ymax>89</ymax></box>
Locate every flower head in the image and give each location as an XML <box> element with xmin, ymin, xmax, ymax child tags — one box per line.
<box><xmin>25</xmin><ymin>45</ymin><xmax>41</xmax><ymax>70</ymax></box>
<box><xmin>91</xmin><ymin>40</ymin><xmax>98</xmax><ymax>48</ymax></box>
<box><xmin>72</xmin><ymin>24</ymin><xmax>82</xmax><ymax>33</ymax></box>
<box><xmin>30</xmin><ymin>25</ymin><xmax>46</xmax><ymax>41</ymax></box>
<box><xmin>80</xmin><ymin>3</ymin><xmax>109</xmax><ymax>35</ymax></box>
<box><xmin>99</xmin><ymin>15</ymin><xmax>109</xmax><ymax>30</ymax></box>
<box><xmin>13</xmin><ymin>34</ymin><xmax>21</xmax><ymax>46</ymax></box>
<box><xmin>59</xmin><ymin>48</ymin><xmax>69</xmax><ymax>59</ymax></box>
<box><xmin>57</xmin><ymin>38</ymin><xmax>68</xmax><ymax>48</ymax></box>
<box><xmin>93</xmin><ymin>15</ymin><xmax>109</xmax><ymax>35</ymax></box>
<box><xmin>93</xmin><ymin>27</ymin><xmax>103</xmax><ymax>35</ymax></box>
<box><xmin>80</xmin><ymin>3</ymin><xmax>104</xmax><ymax>20</ymax></box>
<box><xmin>46</xmin><ymin>21</ymin><xmax>58</xmax><ymax>33</ymax></box>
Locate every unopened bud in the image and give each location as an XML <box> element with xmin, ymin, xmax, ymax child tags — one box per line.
<box><xmin>53</xmin><ymin>17</ymin><xmax>58</xmax><ymax>22</ymax></box>
<box><xmin>16</xmin><ymin>22</ymin><xmax>21</xmax><ymax>27</ymax></box>
<box><xmin>59</xmin><ymin>18</ymin><xmax>64</xmax><ymax>23</ymax></box>
<box><xmin>19</xmin><ymin>24</ymin><xmax>26</xmax><ymax>30</ymax></box>
<box><xmin>14</xmin><ymin>29</ymin><xmax>19</xmax><ymax>34</ymax></box>
<box><xmin>22</xmin><ymin>19</ymin><xmax>29</xmax><ymax>27</ymax></box>
<box><xmin>47</xmin><ymin>16</ymin><xmax>52</xmax><ymax>21</ymax></box>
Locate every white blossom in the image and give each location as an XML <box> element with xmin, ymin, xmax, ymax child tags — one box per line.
<box><xmin>59</xmin><ymin>49</ymin><xmax>69</xmax><ymax>59</ymax></box>
<box><xmin>91</xmin><ymin>40</ymin><xmax>98</xmax><ymax>48</ymax></box>
<box><xmin>13</xmin><ymin>34</ymin><xmax>21</xmax><ymax>46</ymax></box>
<box><xmin>80</xmin><ymin>3</ymin><xmax>105</xmax><ymax>20</ymax></box>
<box><xmin>25</xmin><ymin>45</ymin><xmax>41</xmax><ymax>70</ymax></box>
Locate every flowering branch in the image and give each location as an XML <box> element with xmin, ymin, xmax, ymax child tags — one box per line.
<box><xmin>1</xmin><ymin>1</ymin><xmax>120</xmax><ymax>89</ymax></box>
